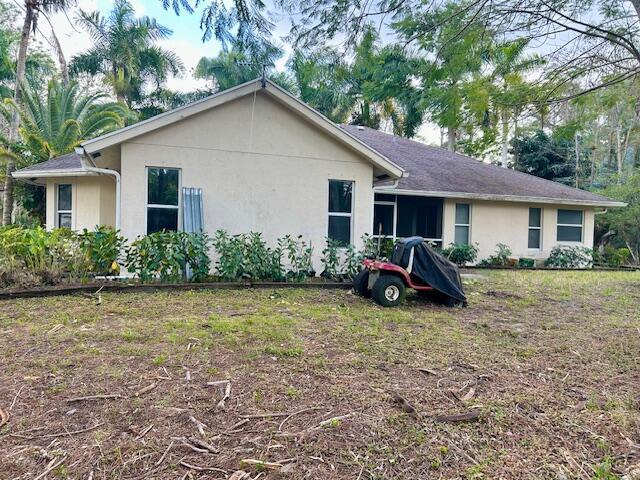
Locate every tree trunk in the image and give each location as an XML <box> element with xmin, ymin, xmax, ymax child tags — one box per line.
<box><xmin>615</xmin><ymin>126</ymin><xmax>623</xmax><ymax>176</ymax></box>
<box><xmin>2</xmin><ymin>6</ymin><xmax>33</xmax><ymax>225</ymax></box>
<box><xmin>500</xmin><ymin>111</ymin><xmax>509</xmax><ymax>168</ymax></box>
<box><xmin>447</xmin><ymin>126</ymin><xmax>457</xmax><ymax>152</ymax></box>
<box><xmin>39</xmin><ymin>10</ymin><xmax>69</xmax><ymax>85</ymax></box>
<box><xmin>51</xmin><ymin>30</ymin><xmax>68</xmax><ymax>85</ymax></box>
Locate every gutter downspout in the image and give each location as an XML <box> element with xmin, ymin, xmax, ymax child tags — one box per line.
<box><xmin>75</xmin><ymin>147</ymin><xmax>121</xmax><ymax>230</ymax></box>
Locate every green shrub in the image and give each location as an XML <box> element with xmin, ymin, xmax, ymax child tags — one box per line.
<box><xmin>78</xmin><ymin>226</ymin><xmax>126</xmax><ymax>275</ymax></box>
<box><xmin>441</xmin><ymin>242</ymin><xmax>479</xmax><ymax>265</ymax></box>
<box><xmin>517</xmin><ymin>258</ymin><xmax>535</xmax><ymax>268</ymax></box>
<box><xmin>361</xmin><ymin>234</ymin><xmax>394</xmax><ymax>260</ymax></box>
<box><xmin>344</xmin><ymin>243</ymin><xmax>364</xmax><ymax>279</ymax></box>
<box><xmin>595</xmin><ymin>245</ymin><xmax>631</xmax><ymax>267</ymax></box>
<box><xmin>125</xmin><ymin>231</ymin><xmax>211</xmax><ymax>283</ymax></box>
<box><xmin>478</xmin><ymin>243</ymin><xmax>512</xmax><ymax>266</ymax></box>
<box><xmin>278</xmin><ymin>235</ymin><xmax>314</xmax><ymax>281</ymax></box>
<box><xmin>321</xmin><ymin>237</ymin><xmax>341</xmax><ymax>279</ymax></box>
<box><xmin>544</xmin><ymin>245</ymin><xmax>593</xmax><ymax>268</ymax></box>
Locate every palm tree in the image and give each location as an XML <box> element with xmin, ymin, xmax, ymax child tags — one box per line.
<box><xmin>2</xmin><ymin>80</ymin><xmax>128</xmax><ymax>163</ymax></box>
<box><xmin>70</xmin><ymin>0</ymin><xmax>184</xmax><ymax>108</ymax></box>
<box><xmin>3</xmin><ymin>0</ymin><xmax>73</xmax><ymax>225</ymax></box>
<box><xmin>194</xmin><ymin>42</ymin><xmax>282</xmax><ymax>92</ymax></box>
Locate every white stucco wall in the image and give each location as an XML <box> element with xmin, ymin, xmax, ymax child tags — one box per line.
<box><xmin>441</xmin><ymin>198</ymin><xmax>595</xmax><ymax>261</ymax></box>
<box><xmin>119</xmin><ymin>92</ymin><xmax>375</xmax><ymax>270</ymax></box>
<box><xmin>45</xmin><ymin>176</ymin><xmax>116</xmax><ymax>231</ymax></box>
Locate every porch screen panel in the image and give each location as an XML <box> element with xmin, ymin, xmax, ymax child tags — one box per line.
<box><xmin>396</xmin><ymin>196</ymin><xmax>443</xmax><ymax>240</ymax></box>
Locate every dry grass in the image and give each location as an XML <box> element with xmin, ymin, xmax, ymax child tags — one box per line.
<box><xmin>0</xmin><ymin>270</ymin><xmax>639</xmax><ymax>479</ymax></box>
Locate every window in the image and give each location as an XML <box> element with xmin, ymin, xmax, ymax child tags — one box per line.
<box><xmin>147</xmin><ymin>167</ymin><xmax>180</xmax><ymax>234</ymax></box>
<box><xmin>56</xmin><ymin>184</ymin><xmax>72</xmax><ymax>228</ymax></box>
<box><xmin>528</xmin><ymin>208</ymin><xmax>542</xmax><ymax>249</ymax></box>
<box><xmin>557</xmin><ymin>209</ymin><xmax>583</xmax><ymax>242</ymax></box>
<box><xmin>396</xmin><ymin>196</ymin><xmax>443</xmax><ymax>243</ymax></box>
<box><xmin>454</xmin><ymin>203</ymin><xmax>470</xmax><ymax>245</ymax></box>
<box><xmin>328</xmin><ymin>180</ymin><xmax>353</xmax><ymax>245</ymax></box>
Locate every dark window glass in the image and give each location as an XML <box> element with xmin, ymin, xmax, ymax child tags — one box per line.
<box><xmin>455</xmin><ymin>203</ymin><xmax>470</xmax><ymax>225</ymax></box>
<box><xmin>328</xmin><ymin>216</ymin><xmax>351</xmax><ymax>245</ymax></box>
<box><xmin>557</xmin><ymin>226</ymin><xmax>582</xmax><ymax>242</ymax></box>
<box><xmin>374</xmin><ymin>193</ymin><xmax>395</xmax><ymax>202</ymax></box>
<box><xmin>147</xmin><ymin>208</ymin><xmax>178</xmax><ymax>234</ymax></box>
<box><xmin>557</xmin><ymin>209</ymin><xmax>582</xmax><ymax>225</ymax></box>
<box><xmin>148</xmin><ymin>168</ymin><xmax>179</xmax><ymax>206</ymax></box>
<box><xmin>58</xmin><ymin>213</ymin><xmax>72</xmax><ymax>229</ymax></box>
<box><xmin>328</xmin><ymin>180</ymin><xmax>353</xmax><ymax>213</ymax></box>
<box><xmin>396</xmin><ymin>196</ymin><xmax>443</xmax><ymax>239</ymax></box>
<box><xmin>58</xmin><ymin>184</ymin><xmax>72</xmax><ymax>211</ymax></box>
<box><xmin>373</xmin><ymin>204</ymin><xmax>394</xmax><ymax>236</ymax></box>
<box><xmin>529</xmin><ymin>208</ymin><xmax>541</xmax><ymax>228</ymax></box>
<box><xmin>528</xmin><ymin>229</ymin><xmax>541</xmax><ymax>249</ymax></box>
<box><xmin>455</xmin><ymin>225</ymin><xmax>469</xmax><ymax>245</ymax></box>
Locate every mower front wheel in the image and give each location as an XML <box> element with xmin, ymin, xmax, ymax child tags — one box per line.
<box><xmin>353</xmin><ymin>269</ymin><xmax>371</xmax><ymax>298</ymax></box>
<box><xmin>372</xmin><ymin>274</ymin><xmax>406</xmax><ymax>307</ymax></box>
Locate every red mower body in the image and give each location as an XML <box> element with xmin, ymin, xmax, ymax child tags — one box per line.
<box><xmin>362</xmin><ymin>258</ymin><xmax>435</xmax><ymax>292</ymax></box>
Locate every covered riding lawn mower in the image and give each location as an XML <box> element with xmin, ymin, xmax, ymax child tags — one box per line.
<box><xmin>353</xmin><ymin>237</ymin><xmax>467</xmax><ymax>308</ymax></box>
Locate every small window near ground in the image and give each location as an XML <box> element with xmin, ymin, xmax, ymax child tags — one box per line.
<box><xmin>528</xmin><ymin>208</ymin><xmax>542</xmax><ymax>249</ymax></box>
<box><xmin>328</xmin><ymin>180</ymin><xmax>353</xmax><ymax>245</ymax></box>
<box><xmin>454</xmin><ymin>203</ymin><xmax>470</xmax><ymax>245</ymax></box>
<box><xmin>56</xmin><ymin>184</ymin><xmax>72</xmax><ymax>228</ymax></box>
<box><xmin>557</xmin><ymin>209</ymin><xmax>583</xmax><ymax>242</ymax></box>
<box><xmin>147</xmin><ymin>167</ymin><xmax>180</xmax><ymax>234</ymax></box>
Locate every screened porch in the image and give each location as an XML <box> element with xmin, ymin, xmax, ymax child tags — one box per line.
<box><xmin>373</xmin><ymin>193</ymin><xmax>444</xmax><ymax>247</ymax></box>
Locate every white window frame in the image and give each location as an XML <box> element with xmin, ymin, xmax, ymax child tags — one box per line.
<box><xmin>56</xmin><ymin>183</ymin><xmax>73</xmax><ymax>228</ymax></box>
<box><xmin>328</xmin><ymin>179</ymin><xmax>354</xmax><ymax>244</ymax></box>
<box><xmin>556</xmin><ymin>209</ymin><xmax>583</xmax><ymax>244</ymax></box>
<box><xmin>145</xmin><ymin>167</ymin><xmax>182</xmax><ymax>234</ymax></box>
<box><xmin>528</xmin><ymin>207</ymin><xmax>543</xmax><ymax>251</ymax></box>
<box><xmin>454</xmin><ymin>203</ymin><xmax>471</xmax><ymax>245</ymax></box>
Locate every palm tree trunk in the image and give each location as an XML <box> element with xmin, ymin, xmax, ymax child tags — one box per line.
<box><xmin>615</xmin><ymin>126</ymin><xmax>623</xmax><ymax>176</ymax></box>
<box><xmin>39</xmin><ymin>10</ymin><xmax>69</xmax><ymax>85</ymax></box>
<box><xmin>2</xmin><ymin>5</ymin><xmax>33</xmax><ymax>225</ymax></box>
<box><xmin>500</xmin><ymin>111</ymin><xmax>509</xmax><ymax>168</ymax></box>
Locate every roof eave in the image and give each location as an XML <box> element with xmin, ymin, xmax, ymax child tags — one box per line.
<box><xmin>374</xmin><ymin>188</ymin><xmax>626</xmax><ymax>208</ymax></box>
<box><xmin>12</xmin><ymin>169</ymin><xmax>96</xmax><ymax>179</ymax></box>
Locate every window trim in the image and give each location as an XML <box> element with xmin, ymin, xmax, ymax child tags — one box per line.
<box><xmin>556</xmin><ymin>208</ymin><xmax>584</xmax><ymax>243</ymax></box>
<box><xmin>55</xmin><ymin>183</ymin><xmax>73</xmax><ymax>229</ymax></box>
<box><xmin>327</xmin><ymin>179</ymin><xmax>354</xmax><ymax>245</ymax></box>
<box><xmin>145</xmin><ymin>166</ymin><xmax>182</xmax><ymax>234</ymax></box>
<box><xmin>454</xmin><ymin>203</ymin><xmax>471</xmax><ymax>245</ymax></box>
<box><xmin>528</xmin><ymin>207</ymin><xmax>543</xmax><ymax>251</ymax></box>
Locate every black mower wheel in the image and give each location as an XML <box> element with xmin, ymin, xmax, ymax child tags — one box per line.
<box><xmin>353</xmin><ymin>269</ymin><xmax>371</xmax><ymax>297</ymax></box>
<box><xmin>372</xmin><ymin>275</ymin><xmax>406</xmax><ymax>307</ymax></box>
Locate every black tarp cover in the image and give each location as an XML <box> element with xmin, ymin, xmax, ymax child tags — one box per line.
<box><xmin>391</xmin><ymin>237</ymin><xmax>467</xmax><ymax>303</ymax></box>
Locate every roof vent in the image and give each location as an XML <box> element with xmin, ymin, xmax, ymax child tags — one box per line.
<box><xmin>357</xmin><ymin>125</ymin><xmax>365</xmax><ymax>130</ymax></box>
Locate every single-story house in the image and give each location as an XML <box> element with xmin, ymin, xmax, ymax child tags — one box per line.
<box><xmin>13</xmin><ymin>78</ymin><xmax>624</xmax><ymax>267</ymax></box>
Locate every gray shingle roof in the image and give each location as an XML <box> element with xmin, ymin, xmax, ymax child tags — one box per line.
<box><xmin>16</xmin><ymin>153</ymin><xmax>83</xmax><ymax>173</ymax></box>
<box><xmin>342</xmin><ymin>125</ymin><xmax>619</xmax><ymax>206</ymax></box>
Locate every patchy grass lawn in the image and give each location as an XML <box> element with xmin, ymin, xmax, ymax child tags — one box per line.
<box><xmin>1</xmin><ymin>271</ymin><xmax>639</xmax><ymax>479</ymax></box>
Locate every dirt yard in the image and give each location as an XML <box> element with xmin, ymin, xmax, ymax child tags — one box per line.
<box><xmin>0</xmin><ymin>271</ymin><xmax>639</xmax><ymax>479</ymax></box>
